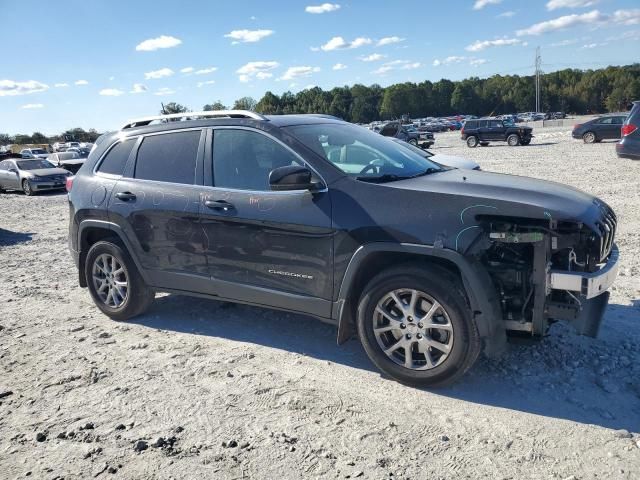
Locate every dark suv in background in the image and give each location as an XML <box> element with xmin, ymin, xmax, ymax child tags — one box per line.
<box><xmin>461</xmin><ymin>118</ymin><xmax>533</xmax><ymax>147</ymax></box>
<box><xmin>572</xmin><ymin>114</ymin><xmax>627</xmax><ymax>143</ymax></box>
<box><xmin>378</xmin><ymin>121</ymin><xmax>434</xmax><ymax>148</ymax></box>
<box><xmin>68</xmin><ymin>110</ymin><xmax>619</xmax><ymax>387</ymax></box>
<box><xmin>616</xmin><ymin>101</ymin><xmax>639</xmax><ymax>159</ymax></box>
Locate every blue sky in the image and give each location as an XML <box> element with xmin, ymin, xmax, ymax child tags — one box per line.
<box><xmin>1</xmin><ymin>0</ymin><xmax>639</xmax><ymax>135</ymax></box>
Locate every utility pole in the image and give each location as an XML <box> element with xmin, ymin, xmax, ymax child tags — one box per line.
<box><xmin>535</xmin><ymin>47</ymin><xmax>541</xmax><ymax>113</ymax></box>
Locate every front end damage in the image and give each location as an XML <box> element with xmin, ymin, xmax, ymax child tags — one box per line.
<box><xmin>467</xmin><ymin>203</ymin><xmax>619</xmax><ymax>338</ymax></box>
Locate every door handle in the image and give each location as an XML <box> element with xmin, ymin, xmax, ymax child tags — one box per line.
<box><xmin>204</xmin><ymin>199</ymin><xmax>234</xmax><ymax>212</ymax></box>
<box><xmin>115</xmin><ymin>191</ymin><xmax>137</xmax><ymax>201</ymax></box>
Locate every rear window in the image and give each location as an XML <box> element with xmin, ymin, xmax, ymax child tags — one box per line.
<box><xmin>134</xmin><ymin>130</ymin><xmax>201</xmax><ymax>184</ymax></box>
<box><xmin>98</xmin><ymin>139</ymin><xmax>136</xmax><ymax>175</ymax></box>
<box><xmin>465</xmin><ymin>121</ymin><xmax>477</xmax><ymax>129</ymax></box>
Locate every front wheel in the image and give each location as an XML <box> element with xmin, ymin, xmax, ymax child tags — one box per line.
<box><xmin>22</xmin><ymin>179</ymin><xmax>34</xmax><ymax>196</ymax></box>
<box><xmin>583</xmin><ymin>132</ymin><xmax>596</xmax><ymax>144</ymax></box>
<box><xmin>408</xmin><ymin>138</ymin><xmax>418</xmax><ymax>147</ymax></box>
<box><xmin>507</xmin><ymin>134</ymin><xmax>520</xmax><ymax>146</ymax></box>
<box><xmin>356</xmin><ymin>266</ymin><xmax>481</xmax><ymax>387</ymax></box>
<box><xmin>85</xmin><ymin>240</ymin><xmax>154</xmax><ymax>321</ymax></box>
<box><xmin>466</xmin><ymin>136</ymin><xmax>479</xmax><ymax>148</ymax></box>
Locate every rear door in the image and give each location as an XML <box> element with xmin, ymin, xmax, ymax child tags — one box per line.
<box><xmin>0</xmin><ymin>160</ymin><xmax>21</xmax><ymax>189</ymax></box>
<box><xmin>200</xmin><ymin>127</ymin><xmax>334</xmax><ymax>316</ymax></box>
<box><xmin>610</xmin><ymin>116</ymin><xmax>625</xmax><ymax>139</ymax></box>
<box><xmin>107</xmin><ymin>129</ymin><xmax>209</xmax><ymax>291</ymax></box>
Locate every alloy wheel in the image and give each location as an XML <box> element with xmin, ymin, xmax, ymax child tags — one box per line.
<box><xmin>92</xmin><ymin>254</ymin><xmax>129</xmax><ymax>308</ymax></box>
<box><xmin>373</xmin><ymin>288</ymin><xmax>454</xmax><ymax>370</ymax></box>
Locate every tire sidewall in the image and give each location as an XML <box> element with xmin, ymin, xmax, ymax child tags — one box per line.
<box><xmin>357</xmin><ymin>273</ymin><xmax>473</xmax><ymax>387</ymax></box>
<box><xmin>408</xmin><ymin>139</ymin><xmax>418</xmax><ymax>147</ymax></box>
<box><xmin>466</xmin><ymin>136</ymin><xmax>478</xmax><ymax>148</ymax></box>
<box><xmin>22</xmin><ymin>179</ymin><xmax>33</xmax><ymax>196</ymax></box>
<box><xmin>583</xmin><ymin>132</ymin><xmax>595</xmax><ymax>143</ymax></box>
<box><xmin>507</xmin><ymin>134</ymin><xmax>520</xmax><ymax>146</ymax></box>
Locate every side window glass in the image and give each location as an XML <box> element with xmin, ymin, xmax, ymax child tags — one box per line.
<box><xmin>134</xmin><ymin>130</ymin><xmax>201</xmax><ymax>184</ymax></box>
<box><xmin>213</xmin><ymin>129</ymin><xmax>302</xmax><ymax>191</ymax></box>
<box><xmin>97</xmin><ymin>139</ymin><xmax>136</xmax><ymax>176</ymax></box>
<box><xmin>599</xmin><ymin>118</ymin><xmax>612</xmax><ymax>124</ymax></box>
<box><xmin>0</xmin><ymin>161</ymin><xmax>7</xmax><ymax>171</ymax></box>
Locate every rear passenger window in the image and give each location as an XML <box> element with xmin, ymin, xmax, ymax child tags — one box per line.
<box><xmin>98</xmin><ymin>139</ymin><xmax>135</xmax><ymax>175</ymax></box>
<box><xmin>134</xmin><ymin>130</ymin><xmax>201</xmax><ymax>184</ymax></box>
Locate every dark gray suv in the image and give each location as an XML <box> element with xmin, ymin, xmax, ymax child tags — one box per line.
<box><xmin>617</xmin><ymin>101</ymin><xmax>640</xmax><ymax>159</ymax></box>
<box><xmin>68</xmin><ymin>110</ymin><xmax>619</xmax><ymax>387</ymax></box>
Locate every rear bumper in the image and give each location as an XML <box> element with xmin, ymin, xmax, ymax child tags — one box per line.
<box><xmin>616</xmin><ymin>141</ymin><xmax>640</xmax><ymax>159</ymax></box>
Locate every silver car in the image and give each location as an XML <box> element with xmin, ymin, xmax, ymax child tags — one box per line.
<box><xmin>20</xmin><ymin>148</ymin><xmax>50</xmax><ymax>159</ymax></box>
<box><xmin>389</xmin><ymin>137</ymin><xmax>480</xmax><ymax>170</ymax></box>
<box><xmin>0</xmin><ymin>158</ymin><xmax>71</xmax><ymax>196</ymax></box>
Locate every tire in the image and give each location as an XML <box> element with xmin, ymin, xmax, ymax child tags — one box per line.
<box><xmin>583</xmin><ymin>132</ymin><xmax>596</xmax><ymax>144</ymax></box>
<box><xmin>466</xmin><ymin>136</ymin><xmax>479</xmax><ymax>148</ymax></box>
<box><xmin>408</xmin><ymin>138</ymin><xmax>418</xmax><ymax>147</ymax></box>
<box><xmin>507</xmin><ymin>134</ymin><xmax>520</xmax><ymax>147</ymax></box>
<box><xmin>479</xmin><ymin>142</ymin><xmax>489</xmax><ymax>147</ymax></box>
<box><xmin>85</xmin><ymin>240</ymin><xmax>154</xmax><ymax>321</ymax></box>
<box><xmin>22</xmin><ymin>179</ymin><xmax>34</xmax><ymax>196</ymax></box>
<box><xmin>356</xmin><ymin>265</ymin><xmax>481</xmax><ymax>387</ymax></box>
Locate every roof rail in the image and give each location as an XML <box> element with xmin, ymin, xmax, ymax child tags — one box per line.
<box><xmin>121</xmin><ymin>110</ymin><xmax>267</xmax><ymax>129</ymax></box>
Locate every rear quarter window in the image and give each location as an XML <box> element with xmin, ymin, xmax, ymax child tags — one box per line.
<box><xmin>134</xmin><ymin>130</ymin><xmax>201</xmax><ymax>185</ymax></box>
<box><xmin>97</xmin><ymin>139</ymin><xmax>136</xmax><ymax>176</ymax></box>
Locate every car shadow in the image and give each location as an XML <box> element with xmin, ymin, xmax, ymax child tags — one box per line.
<box><xmin>477</xmin><ymin>142</ymin><xmax>558</xmax><ymax>148</ymax></box>
<box><xmin>0</xmin><ymin>228</ymin><xmax>34</xmax><ymax>246</ymax></box>
<box><xmin>131</xmin><ymin>294</ymin><xmax>640</xmax><ymax>433</ymax></box>
<box><xmin>0</xmin><ymin>189</ymin><xmax>66</xmax><ymax>197</ymax></box>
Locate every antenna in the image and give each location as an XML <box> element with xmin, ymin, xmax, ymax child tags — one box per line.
<box><xmin>535</xmin><ymin>47</ymin><xmax>542</xmax><ymax>113</ymax></box>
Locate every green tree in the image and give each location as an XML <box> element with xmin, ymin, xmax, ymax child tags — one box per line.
<box><xmin>233</xmin><ymin>96</ymin><xmax>257</xmax><ymax>111</ymax></box>
<box><xmin>203</xmin><ymin>101</ymin><xmax>227</xmax><ymax>111</ymax></box>
<box><xmin>255</xmin><ymin>91</ymin><xmax>281</xmax><ymax>114</ymax></box>
<box><xmin>31</xmin><ymin>132</ymin><xmax>48</xmax><ymax>144</ymax></box>
<box><xmin>161</xmin><ymin>102</ymin><xmax>189</xmax><ymax>114</ymax></box>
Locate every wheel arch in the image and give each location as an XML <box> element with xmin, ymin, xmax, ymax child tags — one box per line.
<box><xmin>334</xmin><ymin>243</ymin><xmax>506</xmax><ymax>356</ymax></box>
<box><xmin>77</xmin><ymin>220</ymin><xmax>149</xmax><ymax>287</ymax></box>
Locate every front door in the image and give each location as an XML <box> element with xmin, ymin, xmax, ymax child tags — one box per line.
<box><xmin>0</xmin><ymin>160</ymin><xmax>20</xmax><ymax>189</ymax></box>
<box><xmin>107</xmin><ymin>129</ymin><xmax>209</xmax><ymax>291</ymax></box>
<box><xmin>200</xmin><ymin>127</ymin><xmax>334</xmax><ymax>316</ymax></box>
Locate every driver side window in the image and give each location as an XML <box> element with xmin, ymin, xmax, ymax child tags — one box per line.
<box><xmin>212</xmin><ymin>129</ymin><xmax>303</xmax><ymax>191</ymax></box>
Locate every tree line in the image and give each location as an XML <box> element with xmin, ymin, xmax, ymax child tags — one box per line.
<box><xmin>3</xmin><ymin>64</ymin><xmax>638</xmax><ymax>145</ymax></box>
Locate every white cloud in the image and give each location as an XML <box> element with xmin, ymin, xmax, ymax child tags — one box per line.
<box><xmin>99</xmin><ymin>88</ymin><xmax>125</xmax><ymax>96</ymax></box>
<box><xmin>194</xmin><ymin>67</ymin><xmax>217</xmax><ymax>75</ymax></box>
<box><xmin>546</xmin><ymin>0</ymin><xmax>598</xmax><ymax>11</ymax></box>
<box><xmin>236</xmin><ymin>61</ymin><xmax>279</xmax><ymax>82</ymax></box>
<box><xmin>108</xmin><ymin>76</ymin><xmax>115</xmax><ymax>81</ymax></box>
<box><xmin>75</xmin><ymin>79</ymin><xmax>89</xmax><ymax>85</ymax></box>
<box><xmin>136</xmin><ymin>35</ymin><xmax>182</xmax><ymax>51</ymax></box>
<box><xmin>332</xmin><ymin>63</ymin><xmax>347</xmax><ymax>70</ymax></box>
<box><xmin>360</xmin><ymin>53</ymin><xmax>386</xmax><ymax>62</ymax></box>
<box><xmin>130</xmin><ymin>83</ymin><xmax>148</xmax><ymax>93</ymax></box>
<box><xmin>470</xmin><ymin>58</ymin><xmax>489</xmax><ymax>66</ymax></box>
<box><xmin>305</xmin><ymin>3</ymin><xmax>340</xmax><ymax>14</ymax></box>
<box><xmin>180</xmin><ymin>67</ymin><xmax>194</xmax><ymax>74</ymax></box>
<box><xmin>497</xmin><ymin>11</ymin><xmax>516</xmax><ymax>17</ymax></box>
<box><xmin>432</xmin><ymin>56</ymin><xmax>467</xmax><ymax>66</ymax></box>
<box><xmin>317</xmin><ymin>36</ymin><xmax>372</xmax><ymax>51</ymax></box>
<box><xmin>21</xmin><ymin>103</ymin><xmax>44</xmax><ymax>109</ymax></box>
<box><xmin>465</xmin><ymin>37</ymin><xmax>526</xmax><ymax>51</ymax></box>
<box><xmin>582</xmin><ymin>42</ymin><xmax>607</xmax><ymax>48</ymax></box>
<box><xmin>144</xmin><ymin>68</ymin><xmax>174</xmax><ymax>80</ymax></box>
<box><xmin>54</xmin><ymin>83</ymin><xmax>69</xmax><ymax>88</ymax></box>
<box><xmin>0</xmin><ymin>80</ymin><xmax>49</xmax><ymax>96</ymax></box>
<box><xmin>224</xmin><ymin>29</ymin><xmax>274</xmax><ymax>44</ymax></box>
<box><xmin>279</xmin><ymin>66</ymin><xmax>320</xmax><ymax>81</ymax></box>
<box><xmin>372</xmin><ymin>60</ymin><xmax>421</xmax><ymax>75</ymax></box>
<box><xmin>197</xmin><ymin>80</ymin><xmax>216</xmax><ymax>87</ymax></box>
<box><xmin>549</xmin><ymin>38</ymin><xmax>579</xmax><ymax>46</ymax></box>
<box><xmin>516</xmin><ymin>9</ymin><xmax>640</xmax><ymax>35</ymax></box>
<box><xmin>473</xmin><ymin>0</ymin><xmax>502</xmax><ymax>10</ymax></box>
<box><xmin>153</xmin><ymin>87</ymin><xmax>176</xmax><ymax>96</ymax></box>
<box><xmin>377</xmin><ymin>36</ymin><xmax>405</xmax><ymax>46</ymax></box>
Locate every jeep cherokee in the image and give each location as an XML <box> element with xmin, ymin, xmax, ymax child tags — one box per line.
<box><xmin>462</xmin><ymin>117</ymin><xmax>533</xmax><ymax>148</ymax></box>
<box><xmin>67</xmin><ymin>110</ymin><xmax>619</xmax><ymax>387</ymax></box>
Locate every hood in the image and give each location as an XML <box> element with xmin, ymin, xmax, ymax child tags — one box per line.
<box><xmin>25</xmin><ymin>167</ymin><xmax>70</xmax><ymax>177</ymax></box>
<box><xmin>388</xmin><ymin>168</ymin><xmax>603</xmax><ymax>227</ymax></box>
<box><xmin>431</xmin><ymin>153</ymin><xmax>480</xmax><ymax>171</ymax></box>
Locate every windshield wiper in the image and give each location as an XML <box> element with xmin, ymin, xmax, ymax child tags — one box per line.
<box><xmin>355</xmin><ymin>174</ymin><xmax>405</xmax><ymax>183</ymax></box>
<box><xmin>408</xmin><ymin>167</ymin><xmax>441</xmax><ymax>178</ymax></box>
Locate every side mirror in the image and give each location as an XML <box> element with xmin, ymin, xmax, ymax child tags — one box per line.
<box><xmin>8</xmin><ymin>167</ymin><xmax>18</xmax><ymax>173</ymax></box>
<box><xmin>269</xmin><ymin>165</ymin><xmax>321</xmax><ymax>191</ymax></box>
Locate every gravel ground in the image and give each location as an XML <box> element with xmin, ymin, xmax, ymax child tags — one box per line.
<box><xmin>1</xmin><ymin>126</ymin><xmax>639</xmax><ymax>479</ymax></box>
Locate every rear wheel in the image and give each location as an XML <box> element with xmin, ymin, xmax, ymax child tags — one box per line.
<box><xmin>85</xmin><ymin>240</ymin><xmax>154</xmax><ymax>321</ymax></box>
<box><xmin>583</xmin><ymin>132</ymin><xmax>596</xmax><ymax>144</ymax></box>
<box><xmin>466</xmin><ymin>136</ymin><xmax>479</xmax><ymax>148</ymax></box>
<box><xmin>356</xmin><ymin>266</ymin><xmax>481</xmax><ymax>387</ymax></box>
<box><xmin>507</xmin><ymin>134</ymin><xmax>520</xmax><ymax>146</ymax></box>
<box><xmin>408</xmin><ymin>138</ymin><xmax>418</xmax><ymax>147</ymax></box>
<box><xmin>22</xmin><ymin>179</ymin><xmax>34</xmax><ymax>196</ymax></box>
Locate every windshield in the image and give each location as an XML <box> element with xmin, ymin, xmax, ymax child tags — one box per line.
<box><xmin>16</xmin><ymin>159</ymin><xmax>55</xmax><ymax>170</ymax></box>
<box><xmin>30</xmin><ymin>149</ymin><xmax>47</xmax><ymax>154</ymax></box>
<box><xmin>286</xmin><ymin>123</ymin><xmax>443</xmax><ymax>181</ymax></box>
<box><xmin>502</xmin><ymin>118</ymin><xmax>515</xmax><ymax>126</ymax></box>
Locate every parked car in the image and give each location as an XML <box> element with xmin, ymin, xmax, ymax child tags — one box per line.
<box><xmin>616</xmin><ymin>101</ymin><xmax>639</xmax><ymax>160</ymax></box>
<box><xmin>389</xmin><ymin>138</ymin><xmax>480</xmax><ymax>170</ymax></box>
<box><xmin>67</xmin><ymin>110</ymin><xmax>619</xmax><ymax>387</ymax></box>
<box><xmin>0</xmin><ymin>158</ymin><xmax>70</xmax><ymax>195</ymax></box>
<box><xmin>461</xmin><ymin>117</ymin><xmax>533</xmax><ymax>147</ymax></box>
<box><xmin>572</xmin><ymin>114</ymin><xmax>627</xmax><ymax>143</ymax></box>
<box><xmin>53</xmin><ymin>142</ymin><xmax>67</xmax><ymax>152</ymax></box>
<box><xmin>20</xmin><ymin>148</ymin><xmax>50</xmax><ymax>159</ymax></box>
<box><xmin>378</xmin><ymin>121</ymin><xmax>428</xmax><ymax>147</ymax></box>
<box><xmin>48</xmin><ymin>151</ymin><xmax>87</xmax><ymax>173</ymax></box>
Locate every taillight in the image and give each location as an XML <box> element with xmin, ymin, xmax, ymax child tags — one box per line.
<box><xmin>621</xmin><ymin>124</ymin><xmax>637</xmax><ymax>136</ymax></box>
<box><xmin>573</xmin><ymin>124</ymin><xmax>581</xmax><ymax>129</ymax></box>
<box><xmin>460</xmin><ymin>127</ymin><xmax>465</xmax><ymax>135</ymax></box>
<box><xmin>65</xmin><ymin>176</ymin><xmax>74</xmax><ymax>192</ymax></box>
